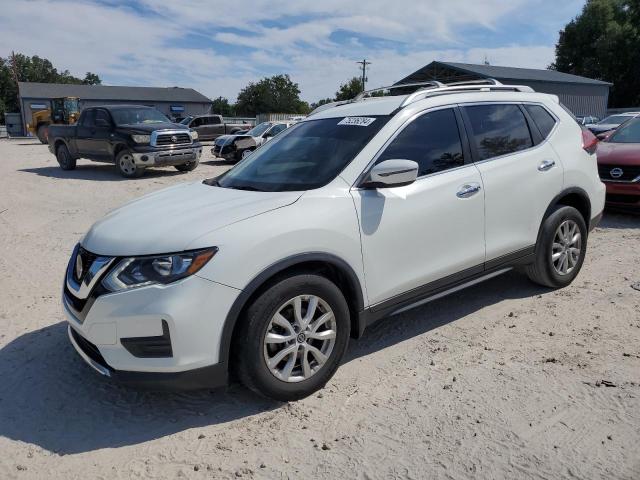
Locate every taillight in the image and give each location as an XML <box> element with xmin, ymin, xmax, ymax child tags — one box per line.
<box><xmin>582</xmin><ymin>128</ymin><xmax>598</xmax><ymax>154</ymax></box>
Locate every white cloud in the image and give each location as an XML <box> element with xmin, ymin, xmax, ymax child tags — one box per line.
<box><xmin>0</xmin><ymin>0</ymin><xmax>577</xmax><ymax>103</ymax></box>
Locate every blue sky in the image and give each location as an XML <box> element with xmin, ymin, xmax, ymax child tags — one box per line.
<box><xmin>0</xmin><ymin>0</ymin><xmax>586</xmax><ymax>102</ymax></box>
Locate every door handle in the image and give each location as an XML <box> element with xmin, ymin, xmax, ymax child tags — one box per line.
<box><xmin>538</xmin><ymin>160</ymin><xmax>556</xmax><ymax>171</ymax></box>
<box><xmin>457</xmin><ymin>183</ymin><xmax>482</xmax><ymax>198</ymax></box>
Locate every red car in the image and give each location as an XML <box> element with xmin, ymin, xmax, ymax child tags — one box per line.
<box><xmin>596</xmin><ymin>117</ymin><xmax>640</xmax><ymax>209</ymax></box>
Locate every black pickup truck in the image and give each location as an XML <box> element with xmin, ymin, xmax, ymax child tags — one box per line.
<box><xmin>48</xmin><ymin>105</ymin><xmax>203</xmax><ymax>178</ymax></box>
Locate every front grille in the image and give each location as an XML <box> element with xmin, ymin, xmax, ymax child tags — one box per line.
<box><xmin>606</xmin><ymin>194</ymin><xmax>640</xmax><ymax>205</ymax></box>
<box><xmin>155</xmin><ymin>132</ymin><xmax>191</xmax><ymax>146</ymax></box>
<box><xmin>70</xmin><ymin>327</ymin><xmax>110</xmax><ymax>369</ymax></box>
<box><xmin>598</xmin><ymin>164</ymin><xmax>640</xmax><ymax>182</ymax></box>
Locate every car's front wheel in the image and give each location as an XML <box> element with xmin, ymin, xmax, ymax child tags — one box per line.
<box><xmin>234</xmin><ymin>274</ymin><xmax>350</xmax><ymax>401</ymax></box>
<box><xmin>526</xmin><ymin>205</ymin><xmax>587</xmax><ymax>288</ymax></box>
<box><xmin>115</xmin><ymin>150</ymin><xmax>144</xmax><ymax>178</ymax></box>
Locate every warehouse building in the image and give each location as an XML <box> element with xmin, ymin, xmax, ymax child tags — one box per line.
<box><xmin>15</xmin><ymin>82</ymin><xmax>212</xmax><ymax>135</ymax></box>
<box><xmin>395</xmin><ymin>61</ymin><xmax>612</xmax><ymax>118</ymax></box>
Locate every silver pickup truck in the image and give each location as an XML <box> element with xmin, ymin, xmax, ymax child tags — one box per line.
<box><xmin>179</xmin><ymin>114</ymin><xmax>251</xmax><ymax>141</ymax></box>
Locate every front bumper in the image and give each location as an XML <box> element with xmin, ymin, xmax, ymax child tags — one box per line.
<box><xmin>132</xmin><ymin>145</ymin><xmax>203</xmax><ymax>167</ymax></box>
<box><xmin>211</xmin><ymin>144</ymin><xmax>236</xmax><ymax>160</ymax></box>
<box><xmin>68</xmin><ymin>325</ymin><xmax>229</xmax><ymax>389</ymax></box>
<box><xmin>603</xmin><ymin>180</ymin><xmax>640</xmax><ymax>208</ymax></box>
<box><xmin>63</xmin><ymin>257</ymin><xmax>241</xmax><ymax>389</ymax></box>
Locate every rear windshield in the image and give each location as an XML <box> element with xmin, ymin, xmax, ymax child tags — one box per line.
<box><xmin>608</xmin><ymin>117</ymin><xmax>640</xmax><ymax>143</ymax></box>
<box><xmin>213</xmin><ymin>116</ymin><xmax>390</xmax><ymax>192</ymax></box>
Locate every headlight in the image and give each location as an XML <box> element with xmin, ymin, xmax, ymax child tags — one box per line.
<box><xmin>131</xmin><ymin>134</ymin><xmax>151</xmax><ymax>144</ymax></box>
<box><xmin>102</xmin><ymin>247</ymin><xmax>217</xmax><ymax>292</ymax></box>
<box><xmin>190</xmin><ymin>130</ymin><xmax>198</xmax><ymax>140</ymax></box>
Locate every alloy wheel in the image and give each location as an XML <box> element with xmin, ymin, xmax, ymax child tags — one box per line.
<box><xmin>551</xmin><ymin>219</ymin><xmax>582</xmax><ymax>276</ymax></box>
<box><xmin>263</xmin><ymin>295</ymin><xmax>337</xmax><ymax>383</ymax></box>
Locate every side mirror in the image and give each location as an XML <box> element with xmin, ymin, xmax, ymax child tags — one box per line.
<box><xmin>361</xmin><ymin>159</ymin><xmax>419</xmax><ymax>188</ymax></box>
<box><xmin>597</xmin><ymin>130</ymin><xmax>614</xmax><ymax>141</ymax></box>
<box><xmin>95</xmin><ymin>118</ymin><xmax>110</xmax><ymax>128</ymax></box>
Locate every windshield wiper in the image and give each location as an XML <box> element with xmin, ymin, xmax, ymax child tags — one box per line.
<box><xmin>225</xmin><ymin>185</ymin><xmax>264</xmax><ymax>191</ymax></box>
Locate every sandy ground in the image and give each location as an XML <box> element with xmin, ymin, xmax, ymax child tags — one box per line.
<box><xmin>0</xmin><ymin>138</ymin><xmax>639</xmax><ymax>480</ymax></box>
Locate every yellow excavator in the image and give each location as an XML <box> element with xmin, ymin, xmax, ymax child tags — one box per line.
<box><xmin>27</xmin><ymin>97</ymin><xmax>80</xmax><ymax>144</ymax></box>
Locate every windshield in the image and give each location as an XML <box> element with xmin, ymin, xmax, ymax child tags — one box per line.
<box><xmin>608</xmin><ymin>118</ymin><xmax>640</xmax><ymax>143</ymax></box>
<box><xmin>64</xmin><ymin>98</ymin><xmax>79</xmax><ymax>113</ymax></box>
<box><xmin>246</xmin><ymin>122</ymin><xmax>273</xmax><ymax>137</ymax></box>
<box><xmin>215</xmin><ymin>116</ymin><xmax>390</xmax><ymax>192</ymax></box>
<box><xmin>599</xmin><ymin>115</ymin><xmax>634</xmax><ymax>126</ymax></box>
<box><xmin>179</xmin><ymin>116</ymin><xmax>193</xmax><ymax>125</ymax></box>
<box><xmin>111</xmin><ymin>108</ymin><xmax>170</xmax><ymax>126</ymax></box>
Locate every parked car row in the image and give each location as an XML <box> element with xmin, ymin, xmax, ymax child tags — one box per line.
<box><xmin>46</xmin><ymin>105</ymin><xmax>299</xmax><ymax>177</ymax></box>
<box><xmin>586</xmin><ymin>112</ymin><xmax>640</xmax><ymax>136</ymax></box>
<box><xmin>211</xmin><ymin>120</ymin><xmax>297</xmax><ymax>161</ymax></box>
<box><xmin>179</xmin><ymin>114</ymin><xmax>252</xmax><ymax>141</ymax></box>
<box><xmin>595</xmin><ymin>115</ymin><xmax>640</xmax><ymax>209</ymax></box>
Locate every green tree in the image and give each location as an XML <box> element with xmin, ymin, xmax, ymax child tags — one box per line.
<box><xmin>335</xmin><ymin>77</ymin><xmax>363</xmax><ymax>101</ymax></box>
<box><xmin>310</xmin><ymin>97</ymin><xmax>334</xmax><ymax>109</ymax></box>
<box><xmin>83</xmin><ymin>72</ymin><xmax>102</xmax><ymax>85</ymax></box>
<box><xmin>0</xmin><ymin>52</ymin><xmax>100</xmax><ymax>122</ymax></box>
<box><xmin>235</xmin><ymin>74</ymin><xmax>308</xmax><ymax>116</ymax></box>
<box><xmin>211</xmin><ymin>96</ymin><xmax>235</xmax><ymax>116</ymax></box>
<box><xmin>551</xmin><ymin>0</ymin><xmax>640</xmax><ymax>107</ymax></box>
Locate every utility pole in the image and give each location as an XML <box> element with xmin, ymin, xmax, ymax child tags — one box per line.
<box><xmin>356</xmin><ymin>58</ymin><xmax>372</xmax><ymax>92</ymax></box>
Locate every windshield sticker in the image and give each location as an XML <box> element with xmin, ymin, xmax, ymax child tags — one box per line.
<box><xmin>337</xmin><ymin>117</ymin><xmax>376</xmax><ymax>127</ymax></box>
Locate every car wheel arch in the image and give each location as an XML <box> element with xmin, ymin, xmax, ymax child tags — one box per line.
<box><xmin>535</xmin><ymin>187</ymin><xmax>591</xmax><ymax>249</ymax></box>
<box><xmin>112</xmin><ymin>143</ymin><xmax>129</xmax><ymax>161</ymax></box>
<box><xmin>219</xmin><ymin>252</ymin><xmax>366</xmax><ymax>374</ymax></box>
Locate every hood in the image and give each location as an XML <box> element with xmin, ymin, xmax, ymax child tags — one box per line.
<box><xmin>116</xmin><ymin>122</ymin><xmax>187</xmax><ymax>133</ymax></box>
<box><xmin>215</xmin><ymin>134</ymin><xmax>235</xmax><ymax>146</ymax></box>
<box><xmin>597</xmin><ymin>142</ymin><xmax>640</xmax><ymax>166</ymax></box>
<box><xmin>82</xmin><ymin>181</ymin><xmax>301</xmax><ymax>256</ymax></box>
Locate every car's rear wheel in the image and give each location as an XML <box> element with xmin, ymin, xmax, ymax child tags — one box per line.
<box><xmin>526</xmin><ymin>205</ymin><xmax>587</xmax><ymax>288</ymax></box>
<box><xmin>234</xmin><ymin>274</ymin><xmax>350</xmax><ymax>401</ymax></box>
<box><xmin>174</xmin><ymin>158</ymin><xmax>199</xmax><ymax>172</ymax></box>
<box><xmin>115</xmin><ymin>150</ymin><xmax>144</xmax><ymax>178</ymax></box>
<box><xmin>56</xmin><ymin>144</ymin><xmax>76</xmax><ymax>171</ymax></box>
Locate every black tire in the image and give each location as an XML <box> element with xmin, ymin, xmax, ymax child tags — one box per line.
<box><xmin>234</xmin><ymin>274</ymin><xmax>351</xmax><ymax>401</ymax></box>
<box><xmin>115</xmin><ymin>150</ymin><xmax>144</xmax><ymax>178</ymax></box>
<box><xmin>526</xmin><ymin>205</ymin><xmax>587</xmax><ymax>288</ymax></box>
<box><xmin>37</xmin><ymin>125</ymin><xmax>49</xmax><ymax>144</ymax></box>
<box><xmin>56</xmin><ymin>144</ymin><xmax>76</xmax><ymax>171</ymax></box>
<box><xmin>174</xmin><ymin>158</ymin><xmax>199</xmax><ymax>172</ymax></box>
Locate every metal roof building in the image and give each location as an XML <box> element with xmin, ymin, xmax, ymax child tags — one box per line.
<box><xmin>395</xmin><ymin>61</ymin><xmax>612</xmax><ymax>118</ymax></box>
<box><xmin>16</xmin><ymin>82</ymin><xmax>212</xmax><ymax>135</ymax></box>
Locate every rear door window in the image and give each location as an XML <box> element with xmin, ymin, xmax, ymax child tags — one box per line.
<box><xmin>524</xmin><ymin>104</ymin><xmax>557</xmax><ymax>139</ymax></box>
<box><xmin>377</xmin><ymin>108</ymin><xmax>465</xmax><ymax>177</ymax></box>
<box><xmin>463</xmin><ymin>104</ymin><xmax>533</xmax><ymax>161</ymax></box>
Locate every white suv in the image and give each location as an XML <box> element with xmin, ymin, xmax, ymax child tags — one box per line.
<box><xmin>63</xmin><ymin>80</ymin><xmax>605</xmax><ymax>401</ymax></box>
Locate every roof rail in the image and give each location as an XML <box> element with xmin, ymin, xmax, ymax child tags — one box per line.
<box><xmin>399</xmin><ymin>82</ymin><xmax>535</xmax><ymax>108</ymax></box>
<box><xmin>307</xmin><ymin>79</ymin><xmax>535</xmax><ymax>116</ymax></box>
<box><xmin>444</xmin><ymin>78</ymin><xmax>503</xmax><ymax>87</ymax></box>
<box><xmin>353</xmin><ymin>81</ymin><xmax>444</xmax><ymax>102</ymax></box>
